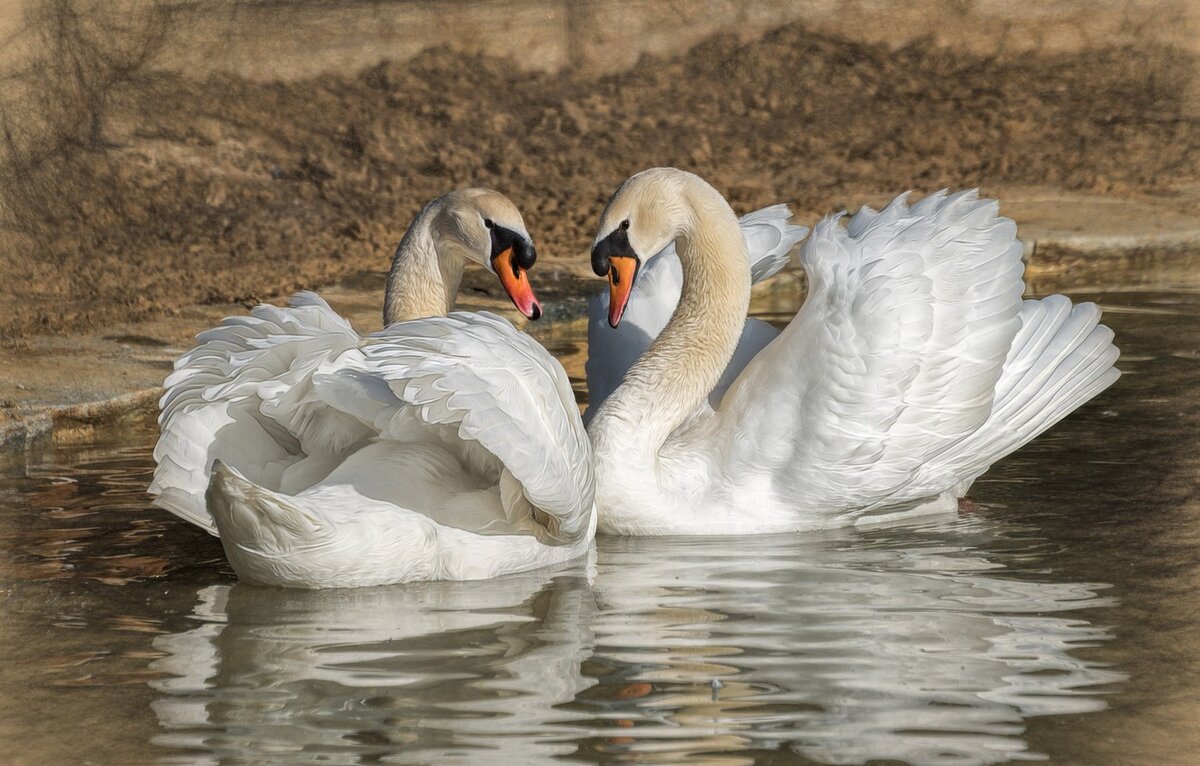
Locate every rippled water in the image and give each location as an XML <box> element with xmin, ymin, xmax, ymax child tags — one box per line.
<box><xmin>2</xmin><ymin>289</ymin><xmax>1198</xmax><ymax>765</ymax></box>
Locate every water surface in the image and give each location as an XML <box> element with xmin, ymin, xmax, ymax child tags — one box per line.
<box><xmin>1</xmin><ymin>289</ymin><xmax>1197</xmax><ymax>765</ymax></box>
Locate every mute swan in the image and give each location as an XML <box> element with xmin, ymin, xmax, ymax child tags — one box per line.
<box><xmin>151</xmin><ymin>189</ymin><xmax>595</xmax><ymax>588</ymax></box>
<box><xmin>584</xmin><ymin>204</ymin><xmax>808</xmax><ymax>422</ymax></box>
<box><xmin>587</xmin><ymin>168</ymin><xmax>1120</xmax><ymax>535</ymax></box>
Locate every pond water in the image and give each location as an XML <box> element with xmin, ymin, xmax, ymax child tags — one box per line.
<box><xmin>1</xmin><ymin>288</ymin><xmax>1198</xmax><ymax>765</ymax></box>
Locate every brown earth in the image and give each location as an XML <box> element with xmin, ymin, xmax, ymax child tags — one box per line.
<box><xmin>2</xmin><ymin>22</ymin><xmax>1198</xmax><ymax>338</ymax></box>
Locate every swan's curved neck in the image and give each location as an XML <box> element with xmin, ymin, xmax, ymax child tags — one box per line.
<box><xmin>383</xmin><ymin>200</ymin><xmax>466</xmax><ymax>325</ymax></box>
<box><xmin>593</xmin><ymin>179</ymin><xmax>750</xmax><ymax>452</ymax></box>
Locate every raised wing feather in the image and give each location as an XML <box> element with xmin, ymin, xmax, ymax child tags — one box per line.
<box><xmin>715</xmin><ymin>191</ymin><xmax>1027</xmax><ymax>514</ymax></box>
<box><xmin>321</xmin><ymin>312</ymin><xmax>594</xmax><ymax>544</ymax></box>
<box><xmin>741</xmin><ymin>204</ymin><xmax>803</xmax><ymax>282</ymax></box>
<box><xmin>150</xmin><ymin>292</ymin><xmax>365</xmax><ymax>533</ymax></box>
<box><xmin>906</xmin><ymin>296</ymin><xmax>1120</xmax><ymax>500</ymax></box>
<box><xmin>585</xmin><ymin>205</ymin><xmax>807</xmax><ymax>420</ymax></box>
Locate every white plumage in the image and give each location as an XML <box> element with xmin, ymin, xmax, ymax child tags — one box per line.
<box><xmin>152</xmin><ymin>297</ymin><xmax>594</xmax><ymax>588</ymax></box>
<box><xmin>152</xmin><ymin>293</ymin><xmax>364</xmax><ymax>535</ymax></box>
<box><xmin>586</xmin><ymin>169</ymin><xmax>1119</xmax><ymax>535</ymax></box>
<box><xmin>151</xmin><ymin>190</ymin><xmax>595</xmax><ymax>588</ymax></box>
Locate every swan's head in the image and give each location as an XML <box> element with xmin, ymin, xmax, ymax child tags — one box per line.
<box><xmin>591</xmin><ymin>168</ymin><xmax>692</xmax><ymax>327</ymax></box>
<box><xmin>438</xmin><ymin>189</ymin><xmax>541</xmax><ymax>320</ymax></box>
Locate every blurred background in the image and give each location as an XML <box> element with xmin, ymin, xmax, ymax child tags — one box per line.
<box><xmin>0</xmin><ymin>0</ymin><xmax>1196</xmax><ymax>339</ymax></box>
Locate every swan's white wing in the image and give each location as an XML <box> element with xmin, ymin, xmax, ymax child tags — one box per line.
<box><xmin>585</xmin><ymin>205</ymin><xmax>807</xmax><ymax>420</ymax></box>
<box><xmin>150</xmin><ymin>292</ymin><xmax>366</xmax><ymax>534</ymax></box>
<box><xmin>716</xmin><ymin>191</ymin><xmax>1040</xmax><ymax>515</ymax></box>
<box><xmin>910</xmin><ymin>296</ymin><xmax>1120</xmax><ymax>499</ymax></box>
<box><xmin>157</xmin><ymin>305</ymin><xmax>594</xmax><ymax>586</ymax></box>
<box><xmin>320</xmin><ymin>311</ymin><xmax>594</xmax><ymax>545</ymax></box>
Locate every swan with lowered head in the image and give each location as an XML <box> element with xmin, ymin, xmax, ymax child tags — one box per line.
<box><xmin>151</xmin><ymin>189</ymin><xmax>594</xmax><ymax>588</ymax></box>
<box><xmin>587</xmin><ymin>168</ymin><xmax>1119</xmax><ymax>535</ymax></box>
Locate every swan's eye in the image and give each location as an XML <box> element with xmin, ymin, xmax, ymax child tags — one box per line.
<box><xmin>620</xmin><ymin>219</ymin><xmax>630</xmax><ymax>230</ymax></box>
<box><xmin>484</xmin><ymin>219</ymin><xmax>494</xmax><ymax>229</ymax></box>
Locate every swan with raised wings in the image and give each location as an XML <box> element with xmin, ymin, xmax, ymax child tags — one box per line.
<box><xmin>587</xmin><ymin>168</ymin><xmax>1119</xmax><ymax>535</ymax></box>
<box><xmin>151</xmin><ymin>190</ymin><xmax>594</xmax><ymax>588</ymax></box>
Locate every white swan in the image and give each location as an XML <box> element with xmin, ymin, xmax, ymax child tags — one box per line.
<box><xmin>586</xmin><ymin>168</ymin><xmax>1120</xmax><ymax>535</ymax></box>
<box><xmin>151</xmin><ymin>189</ymin><xmax>594</xmax><ymax>588</ymax></box>
<box><xmin>584</xmin><ymin>204</ymin><xmax>808</xmax><ymax>422</ymax></box>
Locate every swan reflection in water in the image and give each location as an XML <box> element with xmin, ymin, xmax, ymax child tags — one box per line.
<box><xmin>151</xmin><ymin>518</ymin><xmax>1122</xmax><ymax>766</ymax></box>
<box><xmin>151</xmin><ymin>560</ymin><xmax>598</xmax><ymax>765</ymax></box>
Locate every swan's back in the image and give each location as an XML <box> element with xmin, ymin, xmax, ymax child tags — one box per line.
<box><xmin>322</xmin><ymin>311</ymin><xmax>594</xmax><ymax>543</ymax></box>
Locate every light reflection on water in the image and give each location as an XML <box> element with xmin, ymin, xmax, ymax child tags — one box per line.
<box><xmin>151</xmin><ymin>569</ymin><xmax>597</xmax><ymax>765</ymax></box>
<box><xmin>146</xmin><ymin>525</ymin><xmax>1122</xmax><ymax>766</ymax></box>
<box><xmin>1</xmin><ymin>288</ymin><xmax>1198</xmax><ymax>765</ymax></box>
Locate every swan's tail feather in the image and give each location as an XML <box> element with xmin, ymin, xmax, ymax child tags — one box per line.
<box><xmin>206</xmin><ymin>460</ymin><xmax>326</xmax><ymax>552</ymax></box>
<box><xmin>936</xmin><ymin>297</ymin><xmax>1120</xmax><ymax>493</ymax></box>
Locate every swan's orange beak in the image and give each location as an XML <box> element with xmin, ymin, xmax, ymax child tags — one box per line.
<box><xmin>492</xmin><ymin>248</ymin><xmax>542</xmax><ymax>320</ymax></box>
<box><xmin>606</xmin><ymin>255</ymin><xmax>638</xmax><ymax>328</ymax></box>
<box><xmin>592</xmin><ymin>224</ymin><xmax>640</xmax><ymax>328</ymax></box>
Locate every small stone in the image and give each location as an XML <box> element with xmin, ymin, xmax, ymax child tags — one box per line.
<box><xmin>710</xmin><ymin>678</ymin><xmax>724</xmax><ymax>701</ymax></box>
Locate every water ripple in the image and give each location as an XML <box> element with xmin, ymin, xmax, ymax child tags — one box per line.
<box><xmin>148</xmin><ymin>523</ymin><xmax>1122</xmax><ymax>765</ymax></box>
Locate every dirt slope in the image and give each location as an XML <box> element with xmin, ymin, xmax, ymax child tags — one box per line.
<box><xmin>1</xmin><ymin>23</ymin><xmax>1197</xmax><ymax>337</ymax></box>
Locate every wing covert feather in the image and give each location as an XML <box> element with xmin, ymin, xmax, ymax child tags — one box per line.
<box><xmin>326</xmin><ymin>312</ymin><xmax>594</xmax><ymax>543</ymax></box>
<box><xmin>150</xmin><ymin>292</ymin><xmax>366</xmax><ymax>533</ymax></box>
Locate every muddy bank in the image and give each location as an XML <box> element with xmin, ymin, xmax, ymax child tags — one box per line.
<box><xmin>2</xmin><ymin>23</ymin><xmax>1198</xmax><ymax>337</ymax></box>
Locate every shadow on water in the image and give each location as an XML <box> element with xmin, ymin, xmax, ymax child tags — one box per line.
<box><xmin>0</xmin><ymin>289</ymin><xmax>1198</xmax><ymax>765</ymax></box>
